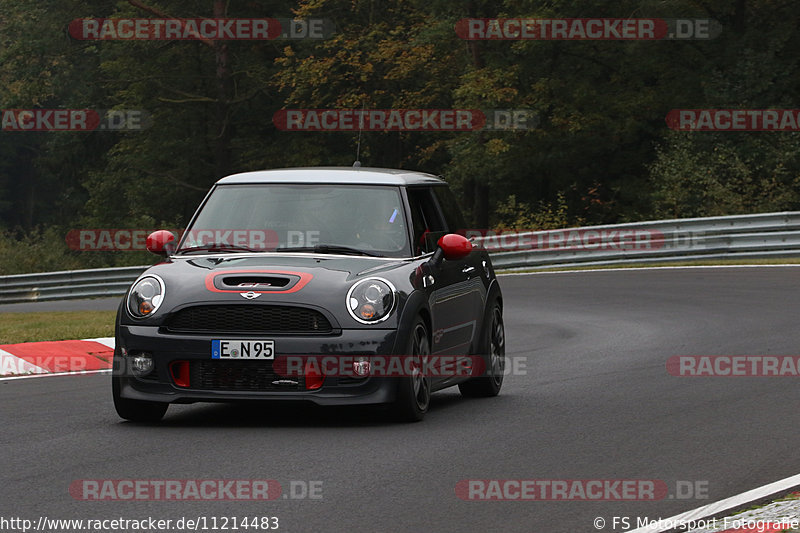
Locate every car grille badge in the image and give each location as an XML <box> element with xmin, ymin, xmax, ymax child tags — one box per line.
<box><xmin>240</xmin><ymin>291</ymin><xmax>261</xmax><ymax>299</ymax></box>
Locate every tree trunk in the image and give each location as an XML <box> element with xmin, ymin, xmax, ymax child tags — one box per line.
<box><xmin>213</xmin><ymin>0</ymin><xmax>233</xmax><ymax>179</ymax></box>
<box><xmin>474</xmin><ymin>180</ymin><xmax>489</xmax><ymax>229</ymax></box>
<box><xmin>466</xmin><ymin>1</ymin><xmax>489</xmax><ymax>227</ymax></box>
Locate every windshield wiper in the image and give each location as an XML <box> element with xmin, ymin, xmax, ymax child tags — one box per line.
<box><xmin>178</xmin><ymin>243</ymin><xmax>261</xmax><ymax>254</ymax></box>
<box><xmin>276</xmin><ymin>245</ymin><xmax>385</xmax><ymax>257</ymax></box>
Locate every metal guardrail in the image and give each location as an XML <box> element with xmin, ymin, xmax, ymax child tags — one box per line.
<box><xmin>0</xmin><ymin>266</ymin><xmax>148</xmax><ymax>304</ymax></box>
<box><xmin>480</xmin><ymin>211</ymin><xmax>800</xmax><ymax>270</ymax></box>
<box><xmin>2</xmin><ymin>212</ymin><xmax>800</xmax><ymax>304</ymax></box>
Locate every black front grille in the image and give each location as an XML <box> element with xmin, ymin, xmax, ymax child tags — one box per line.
<box><xmin>189</xmin><ymin>360</ymin><xmax>302</xmax><ymax>391</ymax></box>
<box><xmin>166</xmin><ymin>305</ymin><xmax>333</xmax><ymax>334</ymax></box>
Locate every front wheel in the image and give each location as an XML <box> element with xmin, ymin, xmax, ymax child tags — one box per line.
<box><xmin>459</xmin><ymin>302</ymin><xmax>505</xmax><ymax>398</ymax></box>
<box><xmin>112</xmin><ymin>376</ymin><xmax>168</xmax><ymax>423</ymax></box>
<box><xmin>390</xmin><ymin>318</ymin><xmax>431</xmax><ymax>422</ymax></box>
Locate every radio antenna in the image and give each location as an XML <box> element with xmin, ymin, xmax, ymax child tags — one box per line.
<box><xmin>353</xmin><ymin>100</ymin><xmax>365</xmax><ymax>168</ymax></box>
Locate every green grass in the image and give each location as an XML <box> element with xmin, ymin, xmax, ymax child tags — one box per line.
<box><xmin>499</xmin><ymin>257</ymin><xmax>800</xmax><ymax>274</ymax></box>
<box><xmin>0</xmin><ymin>310</ymin><xmax>116</xmax><ymax>344</ymax></box>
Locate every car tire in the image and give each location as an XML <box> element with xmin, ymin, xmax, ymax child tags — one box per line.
<box><xmin>459</xmin><ymin>301</ymin><xmax>505</xmax><ymax>398</ymax></box>
<box><xmin>390</xmin><ymin>318</ymin><xmax>431</xmax><ymax>422</ymax></box>
<box><xmin>112</xmin><ymin>376</ymin><xmax>168</xmax><ymax>423</ymax></box>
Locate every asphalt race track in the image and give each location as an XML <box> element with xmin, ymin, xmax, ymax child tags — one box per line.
<box><xmin>2</xmin><ymin>267</ymin><xmax>800</xmax><ymax>533</ymax></box>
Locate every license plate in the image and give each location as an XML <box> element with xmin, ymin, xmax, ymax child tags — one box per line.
<box><xmin>212</xmin><ymin>340</ymin><xmax>275</xmax><ymax>360</ymax></box>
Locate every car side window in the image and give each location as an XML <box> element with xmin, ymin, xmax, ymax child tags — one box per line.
<box><xmin>432</xmin><ymin>185</ymin><xmax>467</xmax><ymax>234</ymax></box>
<box><xmin>407</xmin><ymin>187</ymin><xmax>447</xmax><ymax>255</ymax></box>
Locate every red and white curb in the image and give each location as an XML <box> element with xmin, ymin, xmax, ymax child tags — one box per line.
<box><xmin>0</xmin><ymin>337</ymin><xmax>114</xmax><ymax>379</ymax></box>
<box><xmin>629</xmin><ymin>474</ymin><xmax>800</xmax><ymax>533</ymax></box>
<box><xmin>685</xmin><ymin>493</ymin><xmax>800</xmax><ymax>532</ymax></box>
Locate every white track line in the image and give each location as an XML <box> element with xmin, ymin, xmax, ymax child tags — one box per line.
<box><xmin>628</xmin><ymin>473</ymin><xmax>800</xmax><ymax>533</ymax></box>
<box><xmin>0</xmin><ymin>368</ymin><xmax>112</xmax><ymax>382</ymax></box>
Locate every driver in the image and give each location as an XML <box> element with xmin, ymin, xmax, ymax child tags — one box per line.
<box><xmin>354</xmin><ymin>202</ymin><xmax>406</xmax><ymax>251</ymax></box>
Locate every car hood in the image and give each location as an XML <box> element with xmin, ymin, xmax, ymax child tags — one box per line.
<box><xmin>158</xmin><ymin>253</ymin><xmax>410</xmax><ymax>279</ymax></box>
<box><xmin>127</xmin><ymin>253</ymin><xmax>414</xmax><ymax>326</ymax></box>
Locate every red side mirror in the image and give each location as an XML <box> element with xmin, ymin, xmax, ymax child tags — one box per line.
<box><xmin>146</xmin><ymin>230</ymin><xmax>176</xmax><ymax>256</ymax></box>
<box><xmin>437</xmin><ymin>233</ymin><xmax>472</xmax><ymax>261</ymax></box>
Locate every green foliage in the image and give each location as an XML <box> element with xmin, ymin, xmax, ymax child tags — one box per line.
<box><xmin>650</xmin><ymin>132</ymin><xmax>800</xmax><ymax>218</ymax></box>
<box><xmin>649</xmin><ymin>0</ymin><xmax>800</xmax><ymax>217</ymax></box>
<box><xmin>2</xmin><ymin>0</ymin><xmax>800</xmax><ymax>272</ymax></box>
<box><xmin>0</xmin><ymin>227</ymin><xmax>154</xmax><ymax>275</ymax></box>
<box><xmin>493</xmin><ymin>192</ymin><xmax>584</xmax><ymax>231</ymax></box>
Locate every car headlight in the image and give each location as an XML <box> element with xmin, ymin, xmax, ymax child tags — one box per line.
<box><xmin>127</xmin><ymin>275</ymin><xmax>165</xmax><ymax>318</ymax></box>
<box><xmin>346</xmin><ymin>278</ymin><xmax>396</xmax><ymax>324</ymax></box>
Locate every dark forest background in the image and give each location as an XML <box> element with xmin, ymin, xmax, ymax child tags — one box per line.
<box><xmin>2</xmin><ymin>0</ymin><xmax>800</xmax><ymax>273</ymax></box>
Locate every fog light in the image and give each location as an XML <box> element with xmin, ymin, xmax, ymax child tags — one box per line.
<box><xmin>353</xmin><ymin>357</ymin><xmax>371</xmax><ymax>377</ymax></box>
<box><xmin>131</xmin><ymin>353</ymin><xmax>154</xmax><ymax>376</ymax></box>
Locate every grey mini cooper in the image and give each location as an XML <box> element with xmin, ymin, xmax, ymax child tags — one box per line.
<box><xmin>113</xmin><ymin>167</ymin><xmax>505</xmax><ymax>422</ymax></box>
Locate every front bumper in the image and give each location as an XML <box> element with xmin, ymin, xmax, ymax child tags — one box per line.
<box><xmin>115</xmin><ymin>325</ymin><xmax>402</xmax><ymax>406</ymax></box>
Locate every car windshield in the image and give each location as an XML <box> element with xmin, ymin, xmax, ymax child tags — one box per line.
<box><xmin>178</xmin><ymin>184</ymin><xmax>411</xmax><ymax>257</ymax></box>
